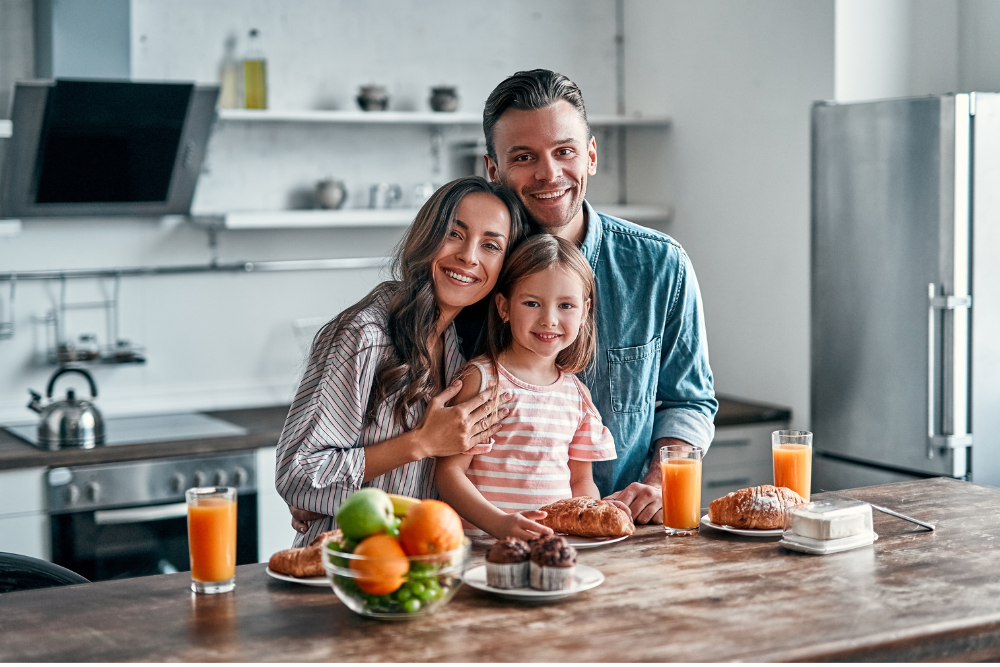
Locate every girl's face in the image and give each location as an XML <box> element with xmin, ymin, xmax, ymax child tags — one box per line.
<box><xmin>496</xmin><ymin>265</ymin><xmax>591</xmax><ymax>362</ymax></box>
<box><xmin>431</xmin><ymin>192</ymin><xmax>511</xmax><ymax>316</ymax></box>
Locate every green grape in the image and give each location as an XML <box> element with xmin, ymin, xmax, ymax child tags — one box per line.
<box><xmin>394</xmin><ymin>587</ymin><xmax>413</xmax><ymax>602</ymax></box>
<box><xmin>416</xmin><ymin>587</ymin><xmax>436</xmax><ymax>602</ymax></box>
<box><xmin>409</xmin><ymin>581</ymin><xmax>426</xmax><ymax>596</ymax></box>
<box><xmin>386</xmin><ymin>517</ymin><xmax>402</xmax><ymax>538</ymax></box>
<box><xmin>402</xmin><ymin>598</ymin><xmax>421</xmax><ymax>613</ymax></box>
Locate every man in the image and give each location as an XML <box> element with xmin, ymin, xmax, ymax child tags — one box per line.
<box><xmin>482</xmin><ymin>69</ymin><xmax>717</xmax><ymax>524</ymax></box>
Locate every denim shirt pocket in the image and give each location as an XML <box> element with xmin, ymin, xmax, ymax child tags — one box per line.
<box><xmin>607</xmin><ymin>336</ymin><xmax>661</xmax><ymax>414</ymax></box>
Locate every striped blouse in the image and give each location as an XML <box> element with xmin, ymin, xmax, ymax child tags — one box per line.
<box><xmin>463</xmin><ymin>359</ymin><xmax>617</xmax><ymax>527</ymax></box>
<box><xmin>274</xmin><ymin>289</ymin><xmax>464</xmax><ymax>548</ymax></box>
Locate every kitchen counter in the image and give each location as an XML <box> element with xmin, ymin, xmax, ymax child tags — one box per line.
<box><xmin>0</xmin><ymin>406</ymin><xmax>289</xmax><ymax>471</ymax></box>
<box><xmin>2</xmin><ymin>478</ymin><xmax>998</xmax><ymax>662</ymax></box>
<box><xmin>0</xmin><ymin>397</ymin><xmax>783</xmax><ymax>472</ymax></box>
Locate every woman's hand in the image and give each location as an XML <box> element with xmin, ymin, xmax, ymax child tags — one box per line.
<box><xmin>490</xmin><ymin>510</ymin><xmax>554</xmax><ymax>541</ymax></box>
<box><xmin>414</xmin><ymin>378</ymin><xmax>511</xmax><ymax>458</ymax></box>
<box><xmin>288</xmin><ymin>504</ymin><xmax>325</xmax><ymax>534</ymax></box>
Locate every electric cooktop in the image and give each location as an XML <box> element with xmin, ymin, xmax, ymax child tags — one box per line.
<box><xmin>4</xmin><ymin>412</ymin><xmax>248</xmax><ymax>449</ymax></box>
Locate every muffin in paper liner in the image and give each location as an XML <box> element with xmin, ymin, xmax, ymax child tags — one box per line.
<box><xmin>486</xmin><ymin>561</ymin><xmax>530</xmax><ymax>589</ymax></box>
<box><xmin>529</xmin><ymin>560</ymin><xmax>575</xmax><ymax>591</ymax></box>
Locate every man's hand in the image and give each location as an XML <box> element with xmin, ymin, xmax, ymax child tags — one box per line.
<box><xmin>289</xmin><ymin>505</ymin><xmax>325</xmax><ymax>534</ymax></box>
<box><xmin>605</xmin><ymin>482</ymin><xmax>662</xmax><ymax>524</ymax></box>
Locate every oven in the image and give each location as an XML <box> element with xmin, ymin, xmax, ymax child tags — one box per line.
<box><xmin>46</xmin><ymin>452</ymin><xmax>258</xmax><ymax>581</ymax></box>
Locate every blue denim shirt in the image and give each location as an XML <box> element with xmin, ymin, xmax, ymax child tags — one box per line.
<box><xmin>579</xmin><ymin>201</ymin><xmax>718</xmax><ymax>496</ymax></box>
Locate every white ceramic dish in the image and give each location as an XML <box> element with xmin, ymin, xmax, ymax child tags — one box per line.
<box><xmin>700</xmin><ymin>514</ymin><xmax>783</xmax><ymax>537</ymax></box>
<box><xmin>265</xmin><ymin>567</ymin><xmax>329</xmax><ymax>587</ymax></box>
<box><xmin>562</xmin><ymin>534</ymin><xmax>629</xmax><ymax>549</ymax></box>
<box><xmin>779</xmin><ymin>531</ymin><xmax>878</xmax><ymax>555</ymax></box>
<box><xmin>463</xmin><ymin>564</ymin><xmax>604</xmax><ymax>601</ymax></box>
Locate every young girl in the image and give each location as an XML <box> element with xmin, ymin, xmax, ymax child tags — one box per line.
<box><xmin>435</xmin><ymin>234</ymin><xmax>621</xmax><ymax>540</ymax></box>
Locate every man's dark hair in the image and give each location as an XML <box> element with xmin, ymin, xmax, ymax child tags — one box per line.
<box><xmin>483</xmin><ymin>69</ymin><xmax>590</xmax><ymax>163</ymax></box>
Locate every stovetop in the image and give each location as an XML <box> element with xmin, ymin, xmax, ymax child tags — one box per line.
<box><xmin>4</xmin><ymin>412</ymin><xmax>248</xmax><ymax>449</ymax></box>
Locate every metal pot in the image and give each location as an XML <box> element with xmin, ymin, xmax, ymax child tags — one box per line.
<box><xmin>27</xmin><ymin>366</ymin><xmax>105</xmax><ymax>450</ymax></box>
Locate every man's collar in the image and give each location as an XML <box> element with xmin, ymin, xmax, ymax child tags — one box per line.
<box><xmin>578</xmin><ymin>199</ymin><xmax>602</xmax><ymax>267</ymax></box>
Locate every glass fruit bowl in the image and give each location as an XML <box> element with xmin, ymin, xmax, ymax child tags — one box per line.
<box><xmin>323</xmin><ymin>539</ymin><xmax>471</xmax><ymax>620</ymax></box>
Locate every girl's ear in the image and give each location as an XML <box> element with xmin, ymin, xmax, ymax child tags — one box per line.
<box><xmin>496</xmin><ymin>293</ymin><xmax>510</xmax><ymax>322</ymax></box>
<box><xmin>583</xmin><ymin>298</ymin><xmax>591</xmax><ymax>316</ymax></box>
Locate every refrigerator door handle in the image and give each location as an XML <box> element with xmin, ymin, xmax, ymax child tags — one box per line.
<box><xmin>927</xmin><ymin>283</ymin><xmax>973</xmax><ymax>458</ymax></box>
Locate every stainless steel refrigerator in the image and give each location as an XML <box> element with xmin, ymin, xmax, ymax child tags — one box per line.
<box><xmin>811</xmin><ymin>93</ymin><xmax>1000</xmax><ymax>491</ymax></box>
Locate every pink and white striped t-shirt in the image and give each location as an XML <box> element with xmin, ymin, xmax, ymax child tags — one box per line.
<box><xmin>463</xmin><ymin>359</ymin><xmax>616</xmax><ymax>524</ymax></box>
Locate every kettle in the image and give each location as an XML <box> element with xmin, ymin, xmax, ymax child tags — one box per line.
<box><xmin>27</xmin><ymin>366</ymin><xmax>105</xmax><ymax>450</ymax></box>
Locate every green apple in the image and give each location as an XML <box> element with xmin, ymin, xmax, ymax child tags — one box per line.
<box><xmin>335</xmin><ymin>488</ymin><xmax>396</xmax><ymax>541</ymax></box>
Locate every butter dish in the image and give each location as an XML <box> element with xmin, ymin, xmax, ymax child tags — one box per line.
<box><xmin>786</xmin><ymin>498</ymin><xmax>873</xmax><ymax>540</ymax></box>
<box><xmin>780</xmin><ymin>498</ymin><xmax>877</xmax><ymax>555</ymax></box>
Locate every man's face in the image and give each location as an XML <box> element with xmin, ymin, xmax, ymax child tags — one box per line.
<box><xmin>486</xmin><ymin>101</ymin><xmax>597</xmax><ymax>234</ymax></box>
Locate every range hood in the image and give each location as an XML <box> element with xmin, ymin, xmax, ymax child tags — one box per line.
<box><xmin>1</xmin><ymin>79</ymin><xmax>218</xmax><ymax>218</ymax></box>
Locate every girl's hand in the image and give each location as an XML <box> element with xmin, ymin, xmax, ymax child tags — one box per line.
<box><xmin>492</xmin><ymin>510</ymin><xmax>554</xmax><ymax>541</ymax></box>
<box><xmin>415</xmin><ymin>379</ymin><xmax>510</xmax><ymax>458</ymax></box>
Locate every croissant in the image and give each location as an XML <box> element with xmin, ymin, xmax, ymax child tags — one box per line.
<box><xmin>537</xmin><ymin>497</ymin><xmax>635</xmax><ymax>538</ymax></box>
<box><xmin>269</xmin><ymin>529</ymin><xmax>343</xmax><ymax>578</ymax></box>
<box><xmin>708</xmin><ymin>485</ymin><xmax>805</xmax><ymax>530</ymax></box>
<box><xmin>268</xmin><ymin>545</ymin><xmax>324</xmax><ymax>578</ymax></box>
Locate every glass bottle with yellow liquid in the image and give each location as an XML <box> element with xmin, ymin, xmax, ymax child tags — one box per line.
<box><xmin>243</xmin><ymin>28</ymin><xmax>267</xmax><ymax>110</ymax></box>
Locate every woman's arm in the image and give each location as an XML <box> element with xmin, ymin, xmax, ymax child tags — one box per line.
<box><xmin>568</xmin><ymin>459</ymin><xmax>601</xmax><ymax>499</ymax></box>
<box><xmin>435</xmin><ymin>454</ymin><xmax>552</xmax><ymax>541</ymax></box>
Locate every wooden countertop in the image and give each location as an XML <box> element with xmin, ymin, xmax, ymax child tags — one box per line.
<box><xmin>0</xmin><ymin>406</ymin><xmax>289</xmax><ymax>471</ymax></box>
<box><xmin>2</xmin><ymin>478</ymin><xmax>998</xmax><ymax>662</ymax></box>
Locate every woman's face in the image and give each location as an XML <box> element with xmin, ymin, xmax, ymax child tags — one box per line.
<box><xmin>431</xmin><ymin>192</ymin><xmax>512</xmax><ymax>317</ymax></box>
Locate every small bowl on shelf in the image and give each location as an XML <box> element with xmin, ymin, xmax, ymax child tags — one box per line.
<box><xmin>323</xmin><ymin>539</ymin><xmax>470</xmax><ymax>620</ymax></box>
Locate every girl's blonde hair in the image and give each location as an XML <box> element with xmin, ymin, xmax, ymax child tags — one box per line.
<box><xmin>482</xmin><ymin>234</ymin><xmax>597</xmax><ymax>376</ymax></box>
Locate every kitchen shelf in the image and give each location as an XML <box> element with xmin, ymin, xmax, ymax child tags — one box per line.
<box><xmin>214</xmin><ymin>204</ymin><xmax>673</xmax><ymax>230</ymax></box>
<box><xmin>216</xmin><ymin>109</ymin><xmax>671</xmax><ymax>128</ymax></box>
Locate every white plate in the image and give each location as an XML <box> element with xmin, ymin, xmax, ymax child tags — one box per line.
<box><xmin>265</xmin><ymin>567</ymin><xmax>329</xmax><ymax>587</ymax></box>
<box><xmin>463</xmin><ymin>564</ymin><xmax>604</xmax><ymax>601</ymax></box>
<box><xmin>700</xmin><ymin>514</ymin><xmax>783</xmax><ymax>537</ymax></box>
<box><xmin>562</xmin><ymin>534</ymin><xmax>630</xmax><ymax>549</ymax></box>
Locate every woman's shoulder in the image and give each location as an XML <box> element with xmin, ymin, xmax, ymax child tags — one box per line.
<box><xmin>316</xmin><ymin>283</ymin><xmax>399</xmax><ymax>349</ymax></box>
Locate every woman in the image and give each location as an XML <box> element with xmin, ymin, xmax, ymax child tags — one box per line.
<box><xmin>275</xmin><ymin>176</ymin><xmax>528</xmax><ymax>547</ymax></box>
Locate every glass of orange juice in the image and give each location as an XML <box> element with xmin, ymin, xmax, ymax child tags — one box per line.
<box><xmin>660</xmin><ymin>444</ymin><xmax>702</xmax><ymax>536</ymax></box>
<box><xmin>772</xmin><ymin>430</ymin><xmax>813</xmax><ymax>501</ymax></box>
<box><xmin>186</xmin><ymin>487</ymin><xmax>237</xmax><ymax>594</ymax></box>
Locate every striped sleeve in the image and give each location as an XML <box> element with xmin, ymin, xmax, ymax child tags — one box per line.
<box><xmin>274</xmin><ymin>317</ymin><xmax>384</xmax><ymax>517</ymax></box>
<box><xmin>568</xmin><ymin>376</ymin><xmax>617</xmax><ymax>462</ymax></box>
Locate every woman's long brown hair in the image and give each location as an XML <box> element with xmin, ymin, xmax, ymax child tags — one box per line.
<box><xmin>315</xmin><ymin>176</ymin><xmax>528</xmax><ymax>429</ymax></box>
<box><xmin>477</xmin><ymin>234</ymin><xmax>597</xmax><ymax>393</ymax></box>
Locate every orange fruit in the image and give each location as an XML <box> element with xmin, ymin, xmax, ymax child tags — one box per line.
<box><xmin>349</xmin><ymin>534</ymin><xmax>409</xmax><ymax>595</ymax></box>
<box><xmin>398</xmin><ymin>499</ymin><xmax>464</xmax><ymax>556</ymax></box>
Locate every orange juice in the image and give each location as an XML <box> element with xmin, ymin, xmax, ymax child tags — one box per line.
<box><xmin>188</xmin><ymin>497</ymin><xmax>237</xmax><ymax>583</ymax></box>
<box><xmin>773</xmin><ymin>444</ymin><xmax>812</xmax><ymax>501</ymax></box>
<box><xmin>661</xmin><ymin>458</ymin><xmax>702</xmax><ymax>531</ymax></box>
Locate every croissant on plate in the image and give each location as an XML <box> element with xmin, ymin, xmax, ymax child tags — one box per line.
<box><xmin>537</xmin><ymin>497</ymin><xmax>635</xmax><ymax>538</ymax></box>
<box><xmin>708</xmin><ymin>485</ymin><xmax>805</xmax><ymax>530</ymax></box>
<box><xmin>268</xmin><ymin>529</ymin><xmax>343</xmax><ymax>578</ymax></box>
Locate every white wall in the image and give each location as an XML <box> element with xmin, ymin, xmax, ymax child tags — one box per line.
<box><xmin>623</xmin><ymin>0</ymin><xmax>836</xmax><ymax>430</ymax></box>
<box><xmin>836</xmin><ymin>0</ymin><xmax>1000</xmax><ymax>102</ymax></box>
<box><xmin>0</xmin><ymin>0</ymin><xmax>623</xmax><ymax>422</ymax></box>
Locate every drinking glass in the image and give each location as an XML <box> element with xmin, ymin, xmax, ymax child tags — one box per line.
<box><xmin>660</xmin><ymin>444</ymin><xmax>702</xmax><ymax>536</ymax></box>
<box><xmin>186</xmin><ymin>487</ymin><xmax>237</xmax><ymax>594</ymax></box>
<box><xmin>772</xmin><ymin>430</ymin><xmax>813</xmax><ymax>501</ymax></box>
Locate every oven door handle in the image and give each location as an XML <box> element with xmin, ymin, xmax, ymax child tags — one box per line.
<box><xmin>93</xmin><ymin>502</ymin><xmax>189</xmax><ymax>525</ymax></box>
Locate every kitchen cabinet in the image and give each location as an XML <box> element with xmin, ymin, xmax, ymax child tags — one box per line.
<box><xmin>0</xmin><ymin>467</ymin><xmax>47</xmax><ymax>559</ymax></box>
<box><xmin>255</xmin><ymin>446</ymin><xmax>297</xmax><ymax>561</ymax></box>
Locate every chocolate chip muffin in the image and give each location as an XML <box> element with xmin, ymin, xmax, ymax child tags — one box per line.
<box><xmin>486</xmin><ymin>537</ymin><xmax>531</xmax><ymax>589</ymax></box>
<box><xmin>529</xmin><ymin>535</ymin><xmax>578</xmax><ymax>591</ymax></box>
